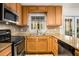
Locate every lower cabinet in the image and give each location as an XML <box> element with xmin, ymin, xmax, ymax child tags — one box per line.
<box><xmin>25</xmin><ymin>36</ymin><xmax>58</xmax><ymax>55</ymax></box>
<box><xmin>50</xmin><ymin>36</ymin><xmax>58</xmax><ymax>56</ymax></box>
<box><xmin>25</xmin><ymin>36</ymin><xmax>50</xmax><ymax>53</ymax></box>
<box><xmin>0</xmin><ymin>46</ymin><xmax>12</xmax><ymax>56</ymax></box>
<box><xmin>52</xmin><ymin>37</ymin><xmax>58</xmax><ymax>55</ymax></box>
<box><xmin>26</xmin><ymin>37</ymin><xmax>37</xmax><ymax>53</ymax></box>
<box><xmin>37</xmin><ymin>37</ymin><xmax>48</xmax><ymax>53</ymax></box>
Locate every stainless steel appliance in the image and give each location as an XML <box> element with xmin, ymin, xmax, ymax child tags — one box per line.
<box><xmin>0</xmin><ymin>29</ymin><xmax>25</xmax><ymax>56</ymax></box>
<box><xmin>11</xmin><ymin>36</ymin><xmax>25</xmax><ymax>56</ymax></box>
<box><xmin>58</xmin><ymin>40</ymin><xmax>75</xmax><ymax>56</ymax></box>
<box><xmin>0</xmin><ymin>3</ymin><xmax>18</xmax><ymax>23</ymax></box>
<box><xmin>0</xmin><ymin>29</ymin><xmax>11</xmax><ymax>42</ymax></box>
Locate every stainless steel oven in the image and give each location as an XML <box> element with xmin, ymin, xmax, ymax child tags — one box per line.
<box><xmin>11</xmin><ymin>36</ymin><xmax>25</xmax><ymax>56</ymax></box>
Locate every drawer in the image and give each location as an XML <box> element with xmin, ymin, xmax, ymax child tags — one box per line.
<box><xmin>0</xmin><ymin>46</ymin><xmax>11</xmax><ymax>56</ymax></box>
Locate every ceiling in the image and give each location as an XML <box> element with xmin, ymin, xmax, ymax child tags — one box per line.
<box><xmin>21</xmin><ymin>3</ymin><xmax>79</xmax><ymax>8</ymax></box>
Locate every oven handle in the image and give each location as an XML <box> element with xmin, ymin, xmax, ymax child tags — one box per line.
<box><xmin>14</xmin><ymin>40</ymin><xmax>23</xmax><ymax>46</ymax></box>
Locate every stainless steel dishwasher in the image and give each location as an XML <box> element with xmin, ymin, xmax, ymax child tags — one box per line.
<box><xmin>58</xmin><ymin>40</ymin><xmax>75</xmax><ymax>56</ymax></box>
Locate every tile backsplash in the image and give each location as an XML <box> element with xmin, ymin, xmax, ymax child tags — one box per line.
<box><xmin>0</xmin><ymin>22</ymin><xmax>60</xmax><ymax>35</ymax></box>
<box><xmin>45</xmin><ymin>27</ymin><xmax>60</xmax><ymax>35</ymax></box>
<box><xmin>0</xmin><ymin>22</ymin><xmax>21</xmax><ymax>32</ymax></box>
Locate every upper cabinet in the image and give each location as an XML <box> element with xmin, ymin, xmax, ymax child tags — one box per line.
<box><xmin>47</xmin><ymin>6</ymin><xmax>56</xmax><ymax>26</ymax></box>
<box><xmin>22</xmin><ymin>6</ymin><xmax>62</xmax><ymax>27</ymax></box>
<box><xmin>56</xmin><ymin>6</ymin><xmax>62</xmax><ymax>26</ymax></box>
<box><xmin>3</xmin><ymin>4</ymin><xmax>62</xmax><ymax>26</ymax></box>
<box><xmin>47</xmin><ymin>6</ymin><xmax>62</xmax><ymax>26</ymax></box>
<box><xmin>27</xmin><ymin>6</ymin><xmax>47</xmax><ymax>12</ymax></box>
<box><xmin>22</xmin><ymin>6</ymin><xmax>28</xmax><ymax>26</ymax></box>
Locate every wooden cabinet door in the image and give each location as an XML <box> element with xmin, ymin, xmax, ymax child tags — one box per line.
<box><xmin>22</xmin><ymin>6</ymin><xmax>28</xmax><ymax>26</ymax></box>
<box><xmin>47</xmin><ymin>7</ymin><xmax>56</xmax><ymax>26</ymax></box>
<box><xmin>16</xmin><ymin>3</ymin><xmax>22</xmax><ymax>26</ymax></box>
<box><xmin>37</xmin><ymin>37</ymin><xmax>48</xmax><ymax>53</ymax></box>
<box><xmin>56</xmin><ymin>6</ymin><xmax>62</xmax><ymax>26</ymax></box>
<box><xmin>26</xmin><ymin>37</ymin><xmax>37</xmax><ymax>53</ymax></box>
<box><xmin>52</xmin><ymin>37</ymin><xmax>58</xmax><ymax>56</ymax></box>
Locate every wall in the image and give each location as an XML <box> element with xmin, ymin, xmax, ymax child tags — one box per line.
<box><xmin>60</xmin><ymin>6</ymin><xmax>79</xmax><ymax>34</ymax></box>
<box><xmin>45</xmin><ymin>27</ymin><xmax>60</xmax><ymax>35</ymax></box>
<box><xmin>0</xmin><ymin>22</ymin><xmax>21</xmax><ymax>34</ymax></box>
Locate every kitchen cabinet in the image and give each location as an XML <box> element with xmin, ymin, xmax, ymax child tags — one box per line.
<box><xmin>47</xmin><ymin>6</ymin><xmax>56</xmax><ymax>26</ymax></box>
<box><xmin>0</xmin><ymin>45</ymin><xmax>12</xmax><ymax>56</ymax></box>
<box><xmin>22</xmin><ymin>6</ymin><xmax>47</xmax><ymax>26</ymax></box>
<box><xmin>22</xmin><ymin>6</ymin><xmax>28</xmax><ymax>26</ymax></box>
<box><xmin>22</xmin><ymin>6</ymin><xmax>62</xmax><ymax>26</ymax></box>
<box><xmin>27</xmin><ymin>6</ymin><xmax>47</xmax><ymax>12</ymax></box>
<box><xmin>56</xmin><ymin>6</ymin><xmax>62</xmax><ymax>26</ymax></box>
<box><xmin>16</xmin><ymin>3</ymin><xmax>22</xmax><ymax>26</ymax></box>
<box><xmin>50</xmin><ymin>36</ymin><xmax>58</xmax><ymax>55</ymax></box>
<box><xmin>25</xmin><ymin>36</ymin><xmax>51</xmax><ymax>54</ymax></box>
<box><xmin>25</xmin><ymin>36</ymin><xmax>59</xmax><ymax>55</ymax></box>
<box><xmin>37</xmin><ymin>37</ymin><xmax>48</xmax><ymax>53</ymax></box>
<box><xmin>4</xmin><ymin>3</ymin><xmax>17</xmax><ymax>13</ymax></box>
<box><xmin>52</xmin><ymin>37</ymin><xmax>58</xmax><ymax>55</ymax></box>
<box><xmin>25</xmin><ymin>37</ymin><xmax>37</xmax><ymax>53</ymax></box>
<box><xmin>47</xmin><ymin>6</ymin><xmax>62</xmax><ymax>26</ymax></box>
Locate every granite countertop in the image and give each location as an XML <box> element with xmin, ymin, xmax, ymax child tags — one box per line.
<box><xmin>52</xmin><ymin>34</ymin><xmax>79</xmax><ymax>51</ymax></box>
<box><xmin>0</xmin><ymin>43</ymin><xmax>12</xmax><ymax>52</ymax></box>
<box><xmin>11</xmin><ymin>32</ymin><xmax>28</xmax><ymax>36</ymax></box>
<box><xmin>11</xmin><ymin>32</ymin><xmax>79</xmax><ymax>51</ymax></box>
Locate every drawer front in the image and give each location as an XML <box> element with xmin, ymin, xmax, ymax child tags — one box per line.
<box><xmin>0</xmin><ymin>46</ymin><xmax>11</xmax><ymax>56</ymax></box>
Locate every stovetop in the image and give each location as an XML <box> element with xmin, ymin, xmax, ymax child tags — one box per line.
<box><xmin>11</xmin><ymin>36</ymin><xmax>24</xmax><ymax>44</ymax></box>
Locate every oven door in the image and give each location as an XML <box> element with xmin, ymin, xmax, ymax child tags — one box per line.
<box><xmin>14</xmin><ymin>40</ymin><xmax>25</xmax><ymax>56</ymax></box>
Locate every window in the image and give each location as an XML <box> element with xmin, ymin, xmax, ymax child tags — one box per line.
<box><xmin>28</xmin><ymin>13</ymin><xmax>47</xmax><ymax>35</ymax></box>
<box><xmin>64</xmin><ymin>16</ymin><xmax>79</xmax><ymax>38</ymax></box>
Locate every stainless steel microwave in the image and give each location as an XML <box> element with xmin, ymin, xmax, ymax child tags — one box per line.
<box><xmin>0</xmin><ymin>3</ymin><xmax>18</xmax><ymax>23</ymax></box>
